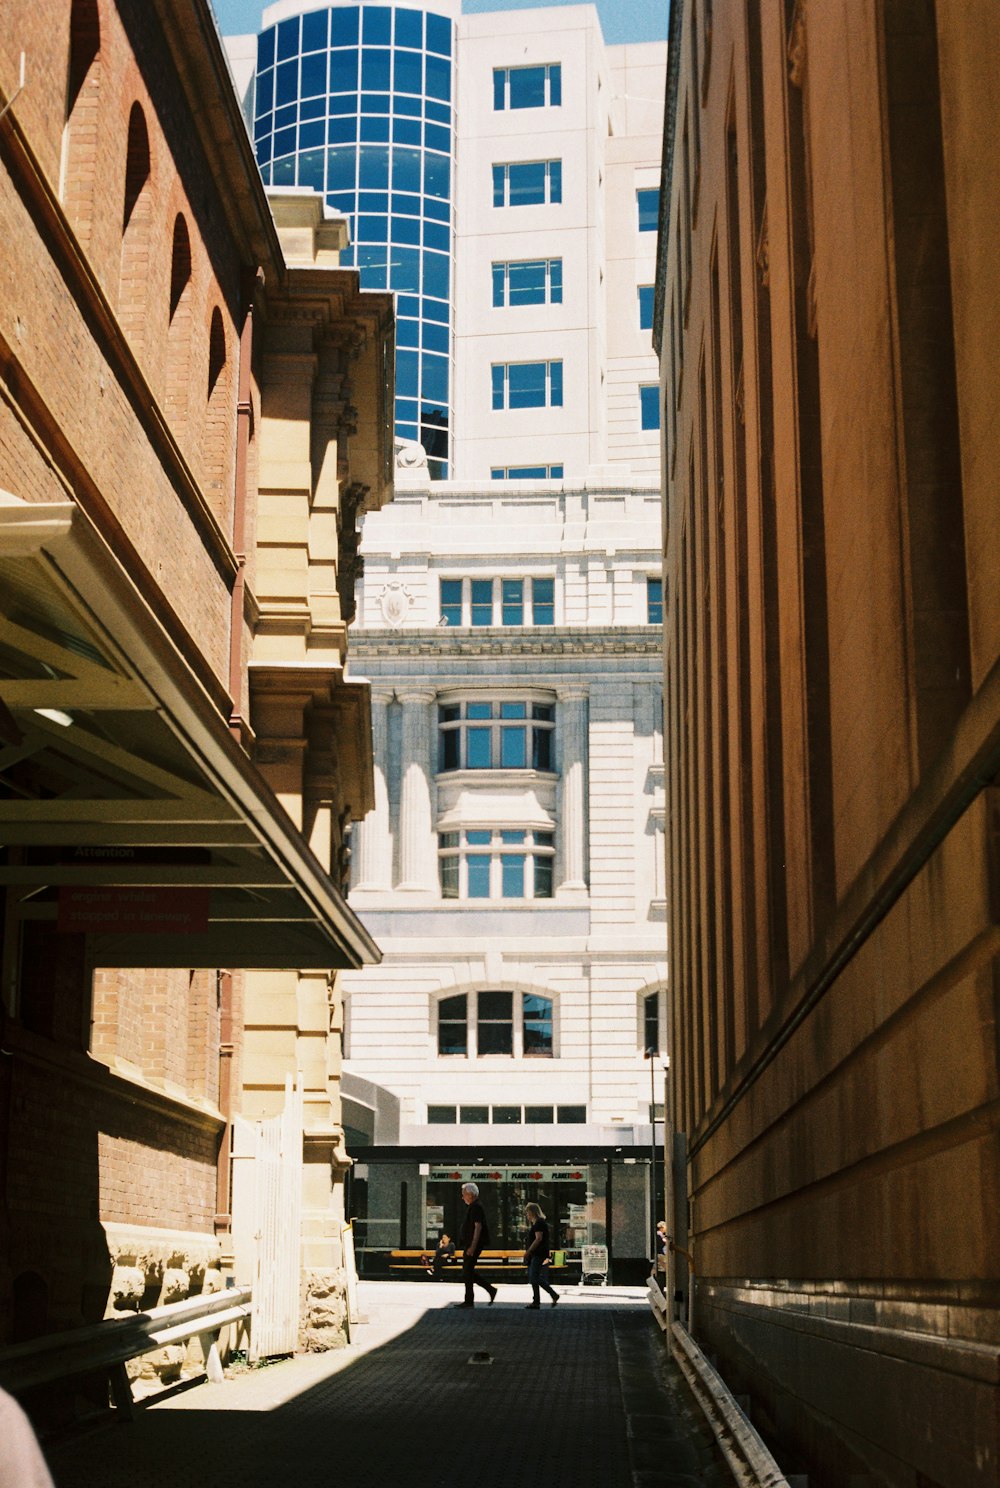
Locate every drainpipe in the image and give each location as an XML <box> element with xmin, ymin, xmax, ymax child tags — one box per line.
<box><xmin>228</xmin><ymin>268</ymin><xmax>260</xmax><ymax>742</ymax></box>
<box><xmin>216</xmin><ymin>268</ymin><xmax>258</xmax><ymax>1252</ymax></box>
<box><xmin>214</xmin><ymin>970</ymin><xmax>234</xmax><ymax>1247</ymax></box>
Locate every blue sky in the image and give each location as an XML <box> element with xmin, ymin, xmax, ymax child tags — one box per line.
<box><xmin>210</xmin><ymin>0</ymin><xmax>668</xmax><ymax>45</ymax></box>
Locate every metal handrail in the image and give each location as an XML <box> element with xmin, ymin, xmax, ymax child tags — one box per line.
<box><xmin>0</xmin><ymin>1285</ymin><xmax>251</xmax><ymax>1396</ymax></box>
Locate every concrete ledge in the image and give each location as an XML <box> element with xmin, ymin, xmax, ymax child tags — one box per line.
<box><xmin>707</xmin><ymin>1288</ymin><xmax>1000</xmax><ymax>1386</ymax></box>
<box><xmin>669</xmin><ymin>1322</ymin><xmax>793</xmax><ymax>1488</ymax></box>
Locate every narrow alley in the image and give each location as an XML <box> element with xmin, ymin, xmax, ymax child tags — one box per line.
<box><xmin>45</xmin><ymin>1284</ymin><xmax>729</xmax><ymax>1488</ymax></box>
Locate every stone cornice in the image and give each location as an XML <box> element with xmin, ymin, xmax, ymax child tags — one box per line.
<box><xmin>349</xmin><ymin>627</ymin><xmax>665</xmax><ymax>660</ymax></box>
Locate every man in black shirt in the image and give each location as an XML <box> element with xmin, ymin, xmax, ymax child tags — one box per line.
<box><xmin>458</xmin><ymin>1182</ymin><xmax>498</xmax><ymax>1308</ymax></box>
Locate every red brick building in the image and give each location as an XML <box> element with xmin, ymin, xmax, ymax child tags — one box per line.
<box><xmin>0</xmin><ymin>0</ymin><xmax>393</xmax><ymax>1362</ymax></box>
<box><xmin>656</xmin><ymin>1</ymin><xmax>999</xmax><ymax>1483</ymax></box>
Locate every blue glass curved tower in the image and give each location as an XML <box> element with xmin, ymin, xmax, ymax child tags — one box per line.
<box><xmin>253</xmin><ymin>3</ymin><xmax>455</xmax><ymax>478</ymax></box>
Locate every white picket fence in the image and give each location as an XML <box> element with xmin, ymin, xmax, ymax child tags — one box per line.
<box><xmin>233</xmin><ymin>1076</ymin><xmax>303</xmax><ymax>1361</ymax></box>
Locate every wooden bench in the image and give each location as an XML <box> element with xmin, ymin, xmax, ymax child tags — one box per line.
<box><xmin>389</xmin><ymin>1248</ymin><xmax>566</xmax><ymax>1273</ymax></box>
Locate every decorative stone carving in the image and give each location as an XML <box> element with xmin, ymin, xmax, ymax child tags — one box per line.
<box><xmin>138</xmin><ymin>1345</ymin><xmax>185</xmax><ymax>1383</ymax></box>
<box><xmin>378</xmin><ymin>581</ymin><xmax>412</xmax><ymax>628</ymax></box>
<box><xmin>336</xmin><ymin>480</ymin><xmax>367</xmax><ymax>624</ymax></box>
<box><xmin>395</xmin><ymin>439</ymin><xmax>428</xmax><ymax>472</ymax></box>
<box><xmin>102</xmin><ymin>1224</ymin><xmax>225</xmax><ymax>1393</ymax></box>
<box><xmin>159</xmin><ymin>1268</ymin><xmax>190</xmax><ymax>1304</ymax></box>
<box><xmin>300</xmin><ymin>1268</ymin><xmax>349</xmax><ymax>1351</ymax></box>
<box><xmin>110</xmin><ymin>1265</ymin><xmax>145</xmax><ymax>1310</ymax></box>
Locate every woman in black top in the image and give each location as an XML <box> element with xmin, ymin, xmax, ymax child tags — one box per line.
<box><xmin>523</xmin><ymin>1202</ymin><xmax>559</xmax><ymax>1308</ymax></box>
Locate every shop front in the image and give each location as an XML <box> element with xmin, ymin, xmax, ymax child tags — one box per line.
<box><xmin>347</xmin><ymin>1149</ymin><xmax>656</xmax><ymax>1285</ymax></box>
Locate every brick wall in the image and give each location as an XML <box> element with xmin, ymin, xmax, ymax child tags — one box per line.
<box><xmin>0</xmin><ymin>0</ymin><xmax>249</xmax><ymax>688</ymax></box>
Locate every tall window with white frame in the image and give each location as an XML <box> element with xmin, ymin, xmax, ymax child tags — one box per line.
<box><xmin>437</xmin><ymin>699</ymin><xmax>555</xmax><ymax>771</ymax></box>
<box><xmin>640</xmin><ymin>384</ymin><xmax>661</xmax><ymax>430</ymax></box>
<box><xmin>493</xmin><ymin>63</ymin><xmax>561</xmax><ymax>110</ymax></box>
<box><xmin>493</xmin><ymin>258</ymin><xmax>563</xmax><ymax>307</ymax></box>
<box><xmin>637</xmin><ymin>186</ymin><xmax>660</xmax><ymax>231</ymax></box>
<box><xmin>438</xmin><ymin>828</ymin><xmax>555</xmax><ymax>900</ymax></box>
<box><xmin>492</xmin><ymin>361</ymin><xmax>563</xmax><ymax>409</ymax></box>
<box><xmin>439</xmin><ymin>577</ymin><xmax>555</xmax><ymax>626</ymax></box>
<box><xmin>643</xmin><ymin>991</ymin><xmax>660</xmax><ymax>1055</ymax></box>
<box><xmin>493</xmin><ymin>159</ymin><xmax>562</xmax><ymax>207</ymax></box>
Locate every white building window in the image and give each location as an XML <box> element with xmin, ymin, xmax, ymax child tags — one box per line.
<box><xmin>438</xmin><ymin>577</ymin><xmax>555</xmax><ymax>627</ymax></box>
<box><xmin>492</xmin><ymin>258</ymin><xmax>563</xmax><ymax>307</ymax></box>
<box><xmin>493</xmin><ymin>64</ymin><xmax>562</xmax><ymax>110</ymax></box>
<box><xmin>493</xmin><ymin>159</ymin><xmax>562</xmax><ymax>207</ymax></box>
<box><xmin>438</xmin><ymin>828</ymin><xmax>555</xmax><ymax>899</ymax></box>
<box><xmin>435</xmin><ymin>991</ymin><xmax>555</xmax><ymax>1057</ymax></box>
<box><xmin>637</xmin><ymin>186</ymin><xmax>660</xmax><ymax>231</ymax></box>
<box><xmin>427</xmin><ymin>1102</ymin><xmax>584</xmax><ymax>1122</ymax></box>
<box><xmin>438</xmin><ymin>699</ymin><xmax>555</xmax><ymax>771</ymax></box>
<box><xmin>640</xmin><ymin>384</ymin><xmax>661</xmax><ymax>430</ymax></box>
<box><xmin>490</xmin><ymin>464</ymin><xmax>564</xmax><ymax>480</ymax></box>
<box><xmin>643</xmin><ymin>991</ymin><xmax>660</xmax><ymax>1055</ymax></box>
<box><xmin>492</xmin><ymin>360</ymin><xmax>563</xmax><ymax>409</ymax></box>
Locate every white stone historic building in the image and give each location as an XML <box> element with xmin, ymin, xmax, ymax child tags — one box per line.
<box><xmin>226</xmin><ymin>0</ymin><xmax>668</xmax><ymax>1280</ymax></box>
<box><xmin>341</xmin><ymin>474</ymin><xmax>667</xmax><ymax>1279</ymax></box>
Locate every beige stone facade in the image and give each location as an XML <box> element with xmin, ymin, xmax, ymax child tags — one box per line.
<box><xmin>656</xmin><ymin>2</ymin><xmax>1000</xmax><ymax>1484</ymax></box>
<box><xmin>0</xmin><ymin>0</ymin><xmax>392</xmax><ymax>1378</ymax></box>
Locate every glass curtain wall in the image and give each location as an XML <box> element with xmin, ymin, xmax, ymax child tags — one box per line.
<box><xmin>253</xmin><ymin>4</ymin><xmax>455</xmax><ymax>476</ymax></box>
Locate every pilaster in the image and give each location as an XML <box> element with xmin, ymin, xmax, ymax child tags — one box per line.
<box><xmin>397</xmin><ymin>686</ymin><xmax>438</xmax><ymax>893</ymax></box>
<box><xmin>557</xmin><ymin>684</ymin><xmax>589</xmax><ymax>898</ymax></box>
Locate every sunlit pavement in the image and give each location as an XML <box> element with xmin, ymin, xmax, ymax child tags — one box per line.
<box><xmin>45</xmin><ymin>1281</ymin><xmax>730</xmax><ymax>1488</ymax></box>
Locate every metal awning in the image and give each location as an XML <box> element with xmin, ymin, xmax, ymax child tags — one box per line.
<box><xmin>0</xmin><ymin>494</ymin><xmax>380</xmax><ymax>970</ymax></box>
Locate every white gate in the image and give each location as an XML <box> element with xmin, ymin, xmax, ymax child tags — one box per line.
<box><xmin>232</xmin><ymin>1076</ymin><xmax>303</xmax><ymax>1361</ymax></box>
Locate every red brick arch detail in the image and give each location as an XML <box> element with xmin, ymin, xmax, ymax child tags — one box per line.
<box><xmin>118</xmin><ymin>101</ymin><xmax>152</xmax><ymax>350</ymax></box>
<box><xmin>165</xmin><ymin>212</ymin><xmax>193</xmax><ymax>432</ymax></box>
<box><xmin>62</xmin><ymin>0</ymin><xmax>102</xmax><ymax>248</ymax></box>
<box><xmin>203</xmin><ymin>305</ymin><xmax>235</xmax><ymax>529</ymax></box>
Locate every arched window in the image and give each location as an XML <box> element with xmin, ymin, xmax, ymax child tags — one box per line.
<box><xmin>62</xmin><ymin>0</ymin><xmax>102</xmax><ymax>246</ymax></box>
<box><xmin>169</xmin><ymin>214</ymin><xmax>192</xmax><ymax>318</ymax></box>
<box><xmin>165</xmin><ymin>214</ymin><xmax>193</xmax><ymax>429</ymax></box>
<box><xmin>435</xmin><ymin>990</ymin><xmax>554</xmax><ymax>1058</ymax></box>
<box><xmin>203</xmin><ymin>305</ymin><xmax>232</xmax><ymax>525</ymax></box>
<box><xmin>118</xmin><ymin>102</ymin><xmax>151</xmax><ymax>348</ymax></box>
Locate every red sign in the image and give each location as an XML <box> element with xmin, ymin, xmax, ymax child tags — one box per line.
<box><xmin>57</xmin><ymin>887</ymin><xmax>210</xmax><ymax>935</ymax></box>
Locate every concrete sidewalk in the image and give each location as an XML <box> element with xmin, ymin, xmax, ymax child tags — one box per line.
<box><xmin>45</xmin><ymin>1282</ymin><xmax>730</xmax><ymax>1488</ymax></box>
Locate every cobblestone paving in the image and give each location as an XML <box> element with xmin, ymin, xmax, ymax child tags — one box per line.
<box><xmin>44</xmin><ymin>1284</ymin><xmax>730</xmax><ymax>1488</ymax></box>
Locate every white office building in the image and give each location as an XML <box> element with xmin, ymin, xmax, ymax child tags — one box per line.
<box><xmin>340</xmin><ymin>471</ymin><xmax>667</xmax><ymax>1279</ymax></box>
<box><xmin>227</xmin><ymin>1</ymin><xmax>667</xmax><ymax>1279</ymax></box>
<box><xmin>452</xmin><ymin>8</ymin><xmax>664</xmax><ymax>479</ymax></box>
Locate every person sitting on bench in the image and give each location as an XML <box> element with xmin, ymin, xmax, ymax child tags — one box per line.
<box><xmin>421</xmin><ymin>1232</ymin><xmax>456</xmax><ymax>1280</ymax></box>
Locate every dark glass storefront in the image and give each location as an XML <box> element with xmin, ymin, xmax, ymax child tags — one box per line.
<box><xmin>346</xmin><ymin>1149</ymin><xmax>657</xmax><ymax>1285</ymax></box>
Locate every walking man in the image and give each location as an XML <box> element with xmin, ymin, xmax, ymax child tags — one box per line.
<box><xmin>458</xmin><ymin>1182</ymin><xmax>498</xmax><ymax>1308</ymax></box>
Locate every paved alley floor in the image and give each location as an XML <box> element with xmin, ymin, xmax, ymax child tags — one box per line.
<box><xmin>44</xmin><ymin>1281</ymin><xmax>731</xmax><ymax>1488</ymax></box>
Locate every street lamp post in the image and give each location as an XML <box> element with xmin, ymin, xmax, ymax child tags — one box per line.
<box><xmin>663</xmin><ymin>1054</ymin><xmax>673</xmax><ymax>1318</ymax></box>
